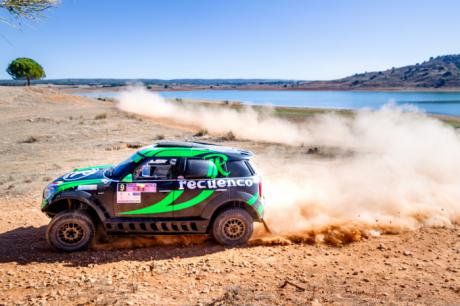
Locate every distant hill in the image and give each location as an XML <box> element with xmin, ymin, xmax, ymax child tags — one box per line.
<box><xmin>300</xmin><ymin>55</ymin><xmax>460</xmax><ymax>89</ymax></box>
<box><xmin>1</xmin><ymin>55</ymin><xmax>460</xmax><ymax>90</ymax></box>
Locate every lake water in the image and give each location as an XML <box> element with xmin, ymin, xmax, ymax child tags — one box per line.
<box><xmin>75</xmin><ymin>89</ymin><xmax>460</xmax><ymax>116</ymax></box>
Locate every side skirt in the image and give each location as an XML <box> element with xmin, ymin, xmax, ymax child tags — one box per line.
<box><xmin>104</xmin><ymin>218</ymin><xmax>210</xmax><ymax>235</ymax></box>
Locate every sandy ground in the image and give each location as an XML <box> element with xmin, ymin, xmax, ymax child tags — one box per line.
<box><xmin>0</xmin><ymin>86</ymin><xmax>459</xmax><ymax>305</ymax></box>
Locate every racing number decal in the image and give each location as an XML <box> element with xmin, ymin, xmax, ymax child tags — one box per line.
<box><xmin>117</xmin><ymin>183</ymin><xmax>157</xmax><ymax>204</ymax></box>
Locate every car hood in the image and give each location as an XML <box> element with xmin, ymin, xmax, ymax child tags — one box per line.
<box><xmin>42</xmin><ymin>165</ymin><xmax>113</xmax><ymax>209</ymax></box>
<box><xmin>53</xmin><ymin>164</ymin><xmax>113</xmax><ymax>185</ymax></box>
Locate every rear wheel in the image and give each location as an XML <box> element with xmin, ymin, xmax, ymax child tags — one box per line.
<box><xmin>46</xmin><ymin>210</ymin><xmax>95</xmax><ymax>252</ymax></box>
<box><xmin>212</xmin><ymin>208</ymin><xmax>253</xmax><ymax>246</ymax></box>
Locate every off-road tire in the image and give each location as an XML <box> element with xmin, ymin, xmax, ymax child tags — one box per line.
<box><xmin>46</xmin><ymin>210</ymin><xmax>95</xmax><ymax>252</ymax></box>
<box><xmin>212</xmin><ymin>208</ymin><xmax>253</xmax><ymax>246</ymax></box>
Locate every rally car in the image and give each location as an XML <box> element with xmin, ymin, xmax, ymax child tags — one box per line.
<box><xmin>41</xmin><ymin>141</ymin><xmax>264</xmax><ymax>252</ymax></box>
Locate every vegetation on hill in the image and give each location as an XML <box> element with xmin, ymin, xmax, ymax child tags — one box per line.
<box><xmin>301</xmin><ymin>55</ymin><xmax>460</xmax><ymax>89</ymax></box>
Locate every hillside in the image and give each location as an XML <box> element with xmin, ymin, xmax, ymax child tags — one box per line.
<box><xmin>301</xmin><ymin>55</ymin><xmax>460</xmax><ymax>89</ymax></box>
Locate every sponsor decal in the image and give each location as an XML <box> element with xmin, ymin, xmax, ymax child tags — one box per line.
<box><xmin>203</xmin><ymin>153</ymin><xmax>230</xmax><ymax>177</ymax></box>
<box><xmin>77</xmin><ymin>184</ymin><xmax>98</xmax><ymax>191</ymax></box>
<box><xmin>62</xmin><ymin>168</ymin><xmax>98</xmax><ymax>181</ymax></box>
<box><xmin>178</xmin><ymin>178</ymin><xmax>254</xmax><ymax>190</ymax></box>
<box><xmin>117</xmin><ymin>191</ymin><xmax>141</xmax><ymax>203</ymax></box>
<box><xmin>116</xmin><ymin>183</ymin><xmax>157</xmax><ymax>204</ymax></box>
<box><xmin>124</xmin><ymin>183</ymin><xmax>157</xmax><ymax>192</ymax></box>
<box><xmin>149</xmin><ymin>159</ymin><xmax>169</xmax><ymax>164</ymax></box>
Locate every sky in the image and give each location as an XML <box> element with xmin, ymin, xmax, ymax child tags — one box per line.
<box><xmin>1</xmin><ymin>0</ymin><xmax>460</xmax><ymax>80</ymax></box>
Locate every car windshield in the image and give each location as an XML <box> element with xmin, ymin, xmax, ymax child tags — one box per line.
<box><xmin>105</xmin><ymin>153</ymin><xmax>142</xmax><ymax>178</ymax></box>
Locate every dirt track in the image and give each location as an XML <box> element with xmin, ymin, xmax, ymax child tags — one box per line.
<box><xmin>0</xmin><ymin>87</ymin><xmax>459</xmax><ymax>305</ymax></box>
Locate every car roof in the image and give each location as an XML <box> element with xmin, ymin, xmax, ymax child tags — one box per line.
<box><xmin>137</xmin><ymin>141</ymin><xmax>254</xmax><ymax>160</ymax></box>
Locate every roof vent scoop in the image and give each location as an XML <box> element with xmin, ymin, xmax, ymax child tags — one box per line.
<box><xmin>155</xmin><ymin>141</ymin><xmax>194</xmax><ymax>148</ymax></box>
<box><xmin>156</xmin><ymin>140</ymin><xmax>222</xmax><ymax>148</ymax></box>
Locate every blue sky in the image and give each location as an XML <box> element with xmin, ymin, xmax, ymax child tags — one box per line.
<box><xmin>1</xmin><ymin>0</ymin><xmax>460</xmax><ymax>80</ymax></box>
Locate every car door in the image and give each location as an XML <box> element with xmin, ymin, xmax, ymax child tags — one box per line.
<box><xmin>115</xmin><ymin>158</ymin><xmax>179</xmax><ymax>218</ymax></box>
<box><xmin>173</xmin><ymin>158</ymin><xmax>229</xmax><ymax>218</ymax></box>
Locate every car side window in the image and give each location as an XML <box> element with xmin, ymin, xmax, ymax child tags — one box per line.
<box><xmin>225</xmin><ymin>160</ymin><xmax>252</xmax><ymax>177</ymax></box>
<box><xmin>133</xmin><ymin>158</ymin><xmax>176</xmax><ymax>180</ymax></box>
<box><xmin>184</xmin><ymin>159</ymin><xmax>215</xmax><ymax>179</ymax></box>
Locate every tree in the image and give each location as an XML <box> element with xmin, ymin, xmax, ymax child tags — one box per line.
<box><xmin>0</xmin><ymin>0</ymin><xmax>58</xmax><ymax>27</ymax></box>
<box><xmin>7</xmin><ymin>57</ymin><xmax>45</xmax><ymax>85</ymax></box>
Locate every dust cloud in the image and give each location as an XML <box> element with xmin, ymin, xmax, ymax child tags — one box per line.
<box><xmin>92</xmin><ymin>235</ymin><xmax>209</xmax><ymax>251</ymax></box>
<box><xmin>118</xmin><ymin>87</ymin><xmax>305</xmax><ymax>144</ymax></box>
<box><xmin>118</xmin><ymin>87</ymin><xmax>460</xmax><ymax>245</ymax></box>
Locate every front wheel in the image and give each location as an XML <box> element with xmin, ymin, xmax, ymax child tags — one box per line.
<box><xmin>212</xmin><ymin>208</ymin><xmax>253</xmax><ymax>246</ymax></box>
<box><xmin>46</xmin><ymin>210</ymin><xmax>95</xmax><ymax>252</ymax></box>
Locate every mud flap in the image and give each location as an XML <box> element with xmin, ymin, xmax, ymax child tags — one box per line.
<box><xmin>261</xmin><ymin>219</ymin><xmax>272</xmax><ymax>234</ymax></box>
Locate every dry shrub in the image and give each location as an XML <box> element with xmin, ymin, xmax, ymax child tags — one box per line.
<box><xmin>21</xmin><ymin>136</ymin><xmax>38</xmax><ymax>143</ymax></box>
<box><xmin>126</xmin><ymin>142</ymin><xmax>143</xmax><ymax>149</ymax></box>
<box><xmin>219</xmin><ymin>131</ymin><xmax>235</xmax><ymax>141</ymax></box>
<box><xmin>194</xmin><ymin>129</ymin><xmax>208</xmax><ymax>137</ymax></box>
<box><xmin>94</xmin><ymin>113</ymin><xmax>107</xmax><ymax>120</ymax></box>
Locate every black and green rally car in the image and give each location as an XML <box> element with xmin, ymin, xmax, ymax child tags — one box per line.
<box><xmin>41</xmin><ymin>141</ymin><xmax>264</xmax><ymax>252</ymax></box>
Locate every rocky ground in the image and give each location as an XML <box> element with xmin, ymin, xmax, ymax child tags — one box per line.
<box><xmin>0</xmin><ymin>87</ymin><xmax>459</xmax><ymax>305</ymax></box>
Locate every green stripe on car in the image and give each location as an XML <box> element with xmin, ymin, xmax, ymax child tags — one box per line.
<box><xmin>120</xmin><ymin>191</ymin><xmax>184</xmax><ymax>215</ymax></box>
<box><xmin>247</xmin><ymin>191</ymin><xmax>259</xmax><ymax>206</ymax></box>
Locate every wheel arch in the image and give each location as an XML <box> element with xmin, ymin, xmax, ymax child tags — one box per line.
<box><xmin>43</xmin><ymin>191</ymin><xmax>108</xmax><ymax>223</ymax></box>
<box><xmin>205</xmin><ymin>200</ymin><xmax>259</xmax><ymax>233</ymax></box>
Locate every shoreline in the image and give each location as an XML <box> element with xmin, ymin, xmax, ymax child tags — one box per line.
<box><xmin>61</xmin><ymin>85</ymin><xmax>460</xmax><ymax>120</ymax></box>
<box><xmin>57</xmin><ymin>84</ymin><xmax>460</xmax><ymax>93</ymax></box>
<box><xmin>59</xmin><ymin>87</ymin><xmax>460</xmax><ymax>127</ymax></box>
<box><xmin>173</xmin><ymin>97</ymin><xmax>460</xmax><ymax>127</ymax></box>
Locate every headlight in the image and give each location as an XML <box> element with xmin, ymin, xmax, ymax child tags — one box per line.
<box><xmin>43</xmin><ymin>185</ymin><xmax>57</xmax><ymax>200</ymax></box>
